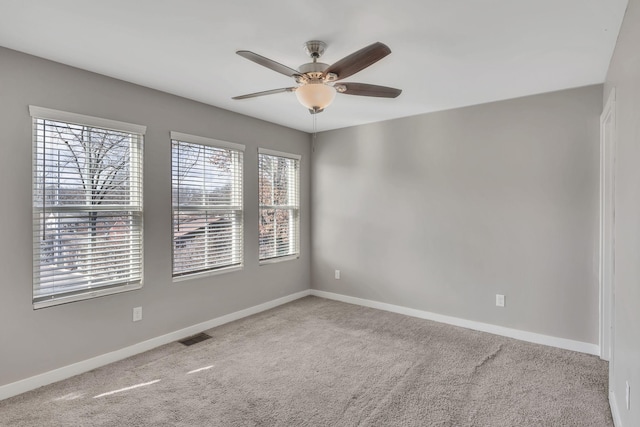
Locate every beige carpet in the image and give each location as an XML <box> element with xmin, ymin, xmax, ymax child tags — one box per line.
<box><xmin>0</xmin><ymin>296</ymin><xmax>612</xmax><ymax>426</ymax></box>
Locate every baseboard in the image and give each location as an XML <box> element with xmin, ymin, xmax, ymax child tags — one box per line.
<box><xmin>310</xmin><ymin>290</ymin><xmax>600</xmax><ymax>356</ymax></box>
<box><xmin>0</xmin><ymin>289</ymin><xmax>311</xmax><ymax>402</ymax></box>
<box><xmin>610</xmin><ymin>391</ymin><xmax>623</xmax><ymax>427</ymax></box>
<box><xmin>0</xmin><ymin>288</ymin><xmax>602</xmax><ymax>402</ymax></box>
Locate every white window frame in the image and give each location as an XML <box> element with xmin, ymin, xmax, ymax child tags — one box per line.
<box><xmin>258</xmin><ymin>148</ymin><xmax>301</xmax><ymax>264</ymax></box>
<box><xmin>171</xmin><ymin>131</ymin><xmax>245</xmax><ymax>280</ymax></box>
<box><xmin>30</xmin><ymin>106</ymin><xmax>145</xmax><ymax>309</ymax></box>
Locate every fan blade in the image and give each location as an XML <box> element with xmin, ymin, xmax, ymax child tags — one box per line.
<box><xmin>236</xmin><ymin>51</ymin><xmax>300</xmax><ymax>77</ymax></box>
<box><xmin>337</xmin><ymin>83</ymin><xmax>402</xmax><ymax>98</ymax></box>
<box><xmin>324</xmin><ymin>42</ymin><xmax>392</xmax><ymax>81</ymax></box>
<box><xmin>232</xmin><ymin>87</ymin><xmax>296</xmax><ymax>100</ymax></box>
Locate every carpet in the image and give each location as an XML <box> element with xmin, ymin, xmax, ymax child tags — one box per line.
<box><xmin>0</xmin><ymin>296</ymin><xmax>612</xmax><ymax>426</ymax></box>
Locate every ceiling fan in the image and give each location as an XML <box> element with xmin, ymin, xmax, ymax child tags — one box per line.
<box><xmin>232</xmin><ymin>41</ymin><xmax>402</xmax><ymax>114</ymax></box>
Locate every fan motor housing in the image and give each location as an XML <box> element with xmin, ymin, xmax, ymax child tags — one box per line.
<box><xmin>298</xmin><ymin>62</ymin><xmax>329</xmax><ymax>74</ymax></box>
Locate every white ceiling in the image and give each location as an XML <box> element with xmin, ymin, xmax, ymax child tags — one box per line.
<box><xmin>0</xmin><ymin>0</ymin><xmax>628</xmax><ymax>133</ymax></box>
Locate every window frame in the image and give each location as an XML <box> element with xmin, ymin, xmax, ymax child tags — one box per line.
<box><xmin>170</xmin><ymin>131</ymin><xmax>245</xmax><ymax>281</ymax></box>
<box><xmin>30</xmin><ymin>106</ymin><xmax>145</xmax><ymax>309</ymax></box>
<box><xmin>258</xmin><ymin>148</ymin><xmax>301</xmax><ymax>264</ymax></box>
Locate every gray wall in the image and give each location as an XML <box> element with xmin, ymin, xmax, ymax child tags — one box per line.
<box><xmin>0</xmin><ymin>47</ymin><xmax>311</xmax><ymax>387</ymax></box>
<box><xmin>312</xmin><ymin>85</ymin><xmax>602</xmax><ymax>344</ymax></box>
<box><xmin>604</xmin><ymin>0</ymin><xmax>640</xmax><ymax>423</ymax></box>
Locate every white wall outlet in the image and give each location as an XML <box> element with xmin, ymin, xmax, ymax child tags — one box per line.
<box><xmin>626</xmin><ymin>381</ymin><xmax>630</xmax><ymax>410</ymax></box>
<box><xmin>496</xmin><ymin>294</ymin><xmax>505</xmax><ymax>307</ymax></box>
<box><xmin>335</xmin><ymin>270</ymin><xmax>341</xmax><ymax>280</ymax></box>
<box><xmin>133</xmin><ymin>306</ymin><xmax>142</xmax><ymax>322</ymax></box>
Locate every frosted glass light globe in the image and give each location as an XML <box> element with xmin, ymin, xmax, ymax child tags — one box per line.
<box><xmin>295</xmin><ymin>83</ymin><xmax>336</xmax><ymax>111</ymax></box>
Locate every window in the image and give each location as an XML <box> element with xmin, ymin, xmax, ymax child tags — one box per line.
<box><xmin>171</xmin><ymin>132</ymin><xmax>244</xmax><ymax>278</ymax></box>
<box><xmin>258</xmin><ymin>148</ymin><xmax>300</xmax><ymax>262</ymax></box>
<box><xmin>31</xmin><ymin>106</ymin><xmax>145</xmax><ymax>308</ymax></box>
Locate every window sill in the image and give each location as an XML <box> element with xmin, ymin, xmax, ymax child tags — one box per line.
<box><xmin>33</xmin><ymin>282</ymin><xmax>142</xmax><ymax>309</ymax></box>
<box><xmin>172</xmin><ymin>264</ymin><xmax>243</xmax><ymax>283</ymax></box>
<box><xmin>259</xmin><ymin>255</ymin><xmax>299</xmax><ymax>265</ymax></box>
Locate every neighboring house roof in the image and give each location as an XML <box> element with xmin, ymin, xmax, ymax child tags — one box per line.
<box><xmin>174</xmin><ymin>217</ymin><xmax>230</xmax><ymax>243</ymax></box>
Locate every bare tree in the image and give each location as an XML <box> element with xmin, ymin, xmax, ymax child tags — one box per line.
<box><xmin>54</xmin><ymin>124</ymin><xmax>131</xmax><ymax>236</ymax></box>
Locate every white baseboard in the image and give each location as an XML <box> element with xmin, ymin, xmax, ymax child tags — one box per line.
<box><xmin>0</xmin><ymin>289</ymin><xmax>311</xmax><ymax>402</ymax></box>
<box><xmin>310</xmin><ymin>290</ymin><xmax>600</xmax><ymax>356</ymax></box>
<box><xmin>0</xmin><ymin>288</ymin><xmax>602</xmax><ymax>403</ymax></box>
<box><xmin>610</xmin><ymin>391</ymin><xmax>623</xmax><ymax>427</ymax></box>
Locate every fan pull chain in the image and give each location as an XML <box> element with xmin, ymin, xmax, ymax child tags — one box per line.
<box><xmin>312</xmin><ymin>113</ymin><xmax>317</xmax><ymax>152</ymax></box>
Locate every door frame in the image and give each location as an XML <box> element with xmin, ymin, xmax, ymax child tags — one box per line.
<box><xmin>599</xmin><ymin>88</ymin><xmax>616</xmax><ymax>362</ymax></box>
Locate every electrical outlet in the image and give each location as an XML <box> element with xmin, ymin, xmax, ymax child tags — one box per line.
<box><xmin>133</xmin><ymin>306</ymin><xmax>142</xmax><ymax>322</ymax></box>
<box><xmin>335</xmin><ymin>270</ymin><xmax>341</xmax><ymax>280</ymax></box>
<box><xmin>626</xmin><ymin>381</ymin><xmax>630</xmax><ymax>410</ymax></box>
<box><xmin>496</xmin><ymin>294</ymin><xmax>505</xmax><ymax>307</ymax></box>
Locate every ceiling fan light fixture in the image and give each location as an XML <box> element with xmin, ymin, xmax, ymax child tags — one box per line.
<box><xmin>234</xmin><ymin>41</ymin><xmax>401</xmax><ymax>113</ymax></box>
<box><xmin>295</xmin><ymin>82</ymin><xmax>336</xmax><ymax>111</ymax></box>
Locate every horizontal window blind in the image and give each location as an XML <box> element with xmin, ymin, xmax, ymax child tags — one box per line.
<box><xmin>172</xmin><ymin>135</ymin><xmax>244</xmax><ymax>277</ymax></box>
<box><xmin>258</xmin><ymin>150</ymin><xmax>300</xmax><ymax>261</ymax></box>
<box><xmin>32</xmin><ymin>113</ymin><xmax>143</xmax><ymax>307</ymax></box>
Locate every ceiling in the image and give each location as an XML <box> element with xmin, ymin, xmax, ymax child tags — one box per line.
<box><xmin>0</xmin><ymin>1</ymin><xmax>628</xmax><ymax>133</ymax></box>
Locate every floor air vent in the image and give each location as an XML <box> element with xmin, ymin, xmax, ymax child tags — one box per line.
<box><xmin>179</xmin><ymin>332</ymin><xmax>212</xmax><ymax>346</ymax></box>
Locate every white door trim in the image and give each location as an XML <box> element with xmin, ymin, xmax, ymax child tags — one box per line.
<box><xmin>599</xmin><ymin>88</ymin><xmax>616</xmax><ymax>362</ymax></box>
